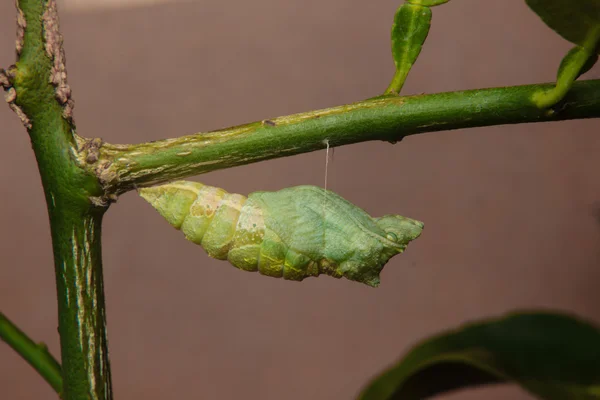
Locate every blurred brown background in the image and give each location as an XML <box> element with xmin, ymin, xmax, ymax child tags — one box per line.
<box><xmin>1</xmin><ymin>1</ymin><xmax>599</xmax><ymax>399</ymax></box>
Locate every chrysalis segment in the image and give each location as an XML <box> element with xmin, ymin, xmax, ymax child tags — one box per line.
<box><xmin>227</xmin><ymin>199</ymin><xmax>265</xmax><ymax>272</ymax></box>
<box><xmin>140</xmin><ymin>181</ymin><xmax>424</xmax><ymax>287</ymax></box>
<box><xmin>258</xmin><ymin>230</ymin><xmax>287</xmax><ymax>277</ymax></box>
<box><xmin>283</xmin><ymin>250</ymin><xmax>312</xmax><ymax>281</ymax></box>
<box><xmin>180</xmin><ymin>184</ymin><xmax>227</xmax><ymax>245</ymax></box>
<box><xmin>199</xmin><ymin>193</ymin><xmax>246</xmax><ymax>260</ymax></box>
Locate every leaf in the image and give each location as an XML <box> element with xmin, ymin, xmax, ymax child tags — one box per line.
<box><xmin>386</xmin><ymin>4</ymin><xmax>432</xmax><ymax>94</ymax></box>
<box><xmin>406</xmin><ymin>0</ymin><xmax>449</xmax><ymax>6</ymax></box>
<box><xmin>358</xmin><ymin>311</ymin><xmax>600</xmax><ymax>400</ymax></box>
<box><xmin>525</xmin><ymin>0</ymin><xmax>600</xmax><ymax>52</ymax></box>
<box><xmin>525</xmin><ymin>0</ymin><xmax>600</xmax><ymax>108</ymax></box>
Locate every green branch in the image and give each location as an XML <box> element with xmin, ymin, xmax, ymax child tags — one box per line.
<box><xmin>0</xmin><ymin>312</ymin><xmax>63</xmax><ymax>395</ymax></box>
<box><xmin>94</xmin><ymin>79</ymin><xmax>600</xmax><ymax>195</ymax></box>
<box><xmin>49</xmin><ymin>210</ymin><xmax>112</xmax><ymax>400</ymax></box>
<box><xmin>5</xmin><ymin>1</ymin><xmax>113</xmax><ymax>399</ymax></box>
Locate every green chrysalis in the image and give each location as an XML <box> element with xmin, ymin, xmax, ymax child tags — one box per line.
<box><xmin>139</xmin><ymin>181</ymin><xmax>423</xmax><ymax>287</ymax></box>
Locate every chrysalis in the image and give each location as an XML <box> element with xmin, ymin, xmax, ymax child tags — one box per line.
<box><xmin>139</xmin><ymin>181</ymin><xmax>423</xmax><ymax>287</ymax></box>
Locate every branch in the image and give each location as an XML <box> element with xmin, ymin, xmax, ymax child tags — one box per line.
<box><xmin>50</xmin><ymin>210</ymin><xmax>112</xmax><ymax>400</ymax></box>
<box><xmin>93</xmin><ymin>79</ymin><xmax>600</xmax><ymax>195</ymax></box>
<box><xmin>4</xmin><ymin>1</ymin><xmax>113</xmax><ymax>399</ymax></box>
<box><xmin>0</xmin><ymin>312</ymin><xmax>63</xmax><ymax>395</ymax></box>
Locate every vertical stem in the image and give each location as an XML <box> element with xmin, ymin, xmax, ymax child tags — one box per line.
<box><xmin>50</xmin><ymin>206</ymin><xmax>112</xmax><ymax>400</ymax></box>
<box><xmin>6</xmin><ymin>1</ymin><xmax>115</xmax><ymax>398</ymax></box>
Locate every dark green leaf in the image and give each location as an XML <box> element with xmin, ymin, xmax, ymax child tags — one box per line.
<box><xmin>525</xmin><ymin>0</ymin><xmax>600</xmax><ymax>52</ymax></box>
<box><xmin>358</xmin><ymin>311</ymin><xmax>600</xmax><ymax>400</ymax></box>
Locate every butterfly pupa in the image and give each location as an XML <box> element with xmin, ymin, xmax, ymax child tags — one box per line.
<box><xmin>139</xmin><ymin>181</ymin><xmax>423</xmax><ymax>287</ymax></box>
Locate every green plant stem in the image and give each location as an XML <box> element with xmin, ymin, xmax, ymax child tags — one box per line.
<box><xmin>96</xmin><ymin>79</ymin><xmax>600</xmax><ymax>195</ymax></box>
<box><xmin>49</xmin><ymin>209</ymin><xmax>112</xmax><ymax>400</ymax></box>
<box><xmin>0</xmin><ymin>312</ymin><xmax>63</xmax><ymax>395</ymax></box>
<box><xmin>8</xmin><ymin>1</ymin><xmax>113</xmax><ymax>399</ymax></box>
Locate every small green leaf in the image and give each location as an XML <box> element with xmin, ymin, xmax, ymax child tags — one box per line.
<box><xmin>358</xmin><ymin>311</ymin><xmax>600</xmax><ymax>400</ymax></box>
<box><xmin>407</xmin><ymin>0</ymin><xmax>449</xmax><ymax>6</ymax></box>
<box><xmin>386</xmin><ymin>4</ymin><xmax>432</xmax><ymax>94</ymax></box>
<box><xmin>525</xmin><ymin>0</ymin><xmax>600</xmax><ymax>51</ymax></box>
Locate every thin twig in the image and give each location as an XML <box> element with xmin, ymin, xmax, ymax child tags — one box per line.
<box><xmin>0</xmin><ymin>312</ymin><xmax>63</xmax><ymax>395</ymax></box>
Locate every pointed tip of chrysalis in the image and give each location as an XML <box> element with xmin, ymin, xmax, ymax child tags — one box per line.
<box><xmin>138</xmin><ymin>184</ymin><xmax>199</xmax><ymax>230</ymax></box>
